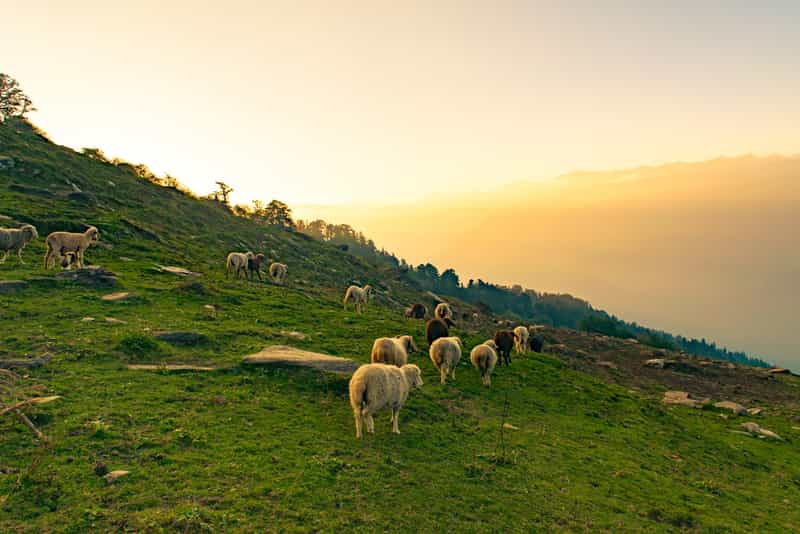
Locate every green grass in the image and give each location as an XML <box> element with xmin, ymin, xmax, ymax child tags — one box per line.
<box><xmin>1</xmin><ymin>119</ymin><xmax>799</xmax><ymax>532</ymax></box>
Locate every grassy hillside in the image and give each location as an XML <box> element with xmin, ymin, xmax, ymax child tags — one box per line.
<box><xmin>1</xmin><ymin>120</ymin><xmax>799</xmax><ymax>532</ymax></box>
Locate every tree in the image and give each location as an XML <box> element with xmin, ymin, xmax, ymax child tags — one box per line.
<box><xmin>213</xmin><ymin>181</ymin><xmax>233</xmax><ymax>205</ymax></box>
<box><xmin>264</xmin><ymin>200</ymin><xmax>295</xmax><ymax>229</ymax></box>
<box><xmin>0</xmin><ymin>74</ymin><xmax>35</xmax><ymax>122</ymax></box>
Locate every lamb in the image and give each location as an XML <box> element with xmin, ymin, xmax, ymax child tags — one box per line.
<box><xmin>493</xmin><ymin>329</ymin><xmax>518</xmax><ymax>366</ymax></box>
<box><xmin>0</xmin><ymin>224</ymin><xmax>38</xmax><ymax>264</ymax></box>
<box><xmin>425</xmin><ymin>318</ymin><xmax>450</xmax><ymax>345</ymax></box>
<box><xmin>43</xmin><ymin>226</ymin><xmax>99</xmax><ymax>269</ymax></box>
<box><xmin>370</xmin><ymin>335</ymin><xmax>418</xmax><ymax>367</ymax></box>
<box><xmin>225</xmin><ymin>252</ymin><xmax>252</xmax><ymax>279</ymax></box>
<box><xmin>470</xmin><ymin>340</ymin><xmax>498</xmax><ymax>386</ymax></box>
<box><xmin>429</xmin><ymin>336</ymin><xmax>463</xmax><ymax>384</ymax></box>
<box><xmin>404</xmin><ymin>303</ymin><xmax>427</xmax><ymax>319</ymax></box>
<box><xmin>245</xmin><ymin>253</ymin><xmax>267</xmax><ymax>281</ymax></box>
<box><xmin>342</xmin><ymin>284</ymin><xmax>373</xmax><ymax>314</ymax></box>
<box><xmin>349</xmin><ymin>363</ymin><xmax>424</xmax><ymax>438</ymax></box>
<box><xmin>434</xmin><ymin>302</ymin><xmax>453</xmax><ymax>321</ymax></box>
<box><xmin>268</xmin><ymin>262</ymin><xmax>288</xmax><ymax>284</ymax></box>
<box><xmin>59</xmin><ymin>248</ymin><xmax>78</xmax><ymax>270</ymax></box>
<box><xmin>513</xmin><ymin>326</ymin><xmax>530</xmax><ymax>355</ymax></box>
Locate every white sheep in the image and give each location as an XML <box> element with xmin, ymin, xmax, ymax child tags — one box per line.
<box><xmin>343</xmin><ymin>284</ymin><xmax>373</xmax><ymax>314</ymax></box>
<box><xmin>370</xmin><ymin>335</ymin><xmax>418</xmax><ymax>367</ymax></box>
<box><xmin>470</xmin><ymin>340</ymin><xmax>498</xmax><ymax>387</ymax></box>
<box><xmin>514</xmin><ymin>326</ymin><xmax>530</xmax><ymax>355</ymax></box>
<box><xmin>43</xmin><ymin>226</ymin><xmax>99</xmax><ymax>269</ymax></box>
<box><xmin>0</xmin><ymin>224</ymin><xmax>38</xmax><ymax>264</ymax></box>
<box><xmin>225</xmin><ymin>252</ymin><xmax>252</xmax><ymax>279</ymax></box>
<box><xmin>349</xmin><ymin>363</ymin><xmax>424</xmax><ymax>438</ymax></box>
<box><xmin>269</xmin><ymin>262</ymin><xmax>288</xmax><ymax>284</ymax></box>
<box><xmin>429</xmin><ymin>336</ymin><xmax>463</xmax><ymax>384</ymax></box>
<box><xmin>434</xmin><ymin>302</ymin><xmax>453</xmax><ymax>321</ymax></box>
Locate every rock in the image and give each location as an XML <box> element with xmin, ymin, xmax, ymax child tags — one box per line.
<box><xmin>158</xmin><ymin>265</ymin><xmax>201</xmax><ymax>277</ymax></box>
<box><xmin>104</xmin><ymin>317</ymin><xmax>126</xmax><ymax>324</ymax></box>
<box><xmin>94</xmin><ymin>462</ymin><xmax>108</xmax><ymax>476</ymax></box>
<box><xmin>596</xmin><ymin>361</ymin><xmax>618</xmax><ymax>369</ymax></box>
<box><xmin>714</xmin><ymin>401</ymin><xmax>748</xmax><ymax>416</ymax></box>
<box><xmin>767</xmin><ymin>368</ymin><xmax>790</xmax><ymax>375</ymax></box>
<box><xmin>662</xmin><ymin>391</ymin><xmax>710</xmax><ymax>408</ymax></box>
<box><xmin>58</xmin><ymin>267</ymin><xmax>117</xmax><ymax>287</ymax></box>
<box><xmin>645</xmin><ymin>358</ymin><xmax>667</xmax><ymax>369</ymax></box>
<box><xmin>127</xmin><ymin>364</ymin><xmax>216</xmax><ymax>371</ymax></box>
<box><xmin>119</xmin><ymin>257</ymin><xmax>134</xmax><ymax>262</ymax></box>
<box><xmin>105</xmin><ymin>470</ymin><xmax>130</xmax><ymax>484</ymax></box>
<box><xmin>100</xmin><ymin>291</ymin><xmax>134</xmax><ymax>302</ymax></box>
<box><xmin>154</xmin><ymin>331</ymin><xmax>207</xmax><ymax>346</ymax></box>
<box><xmin>280</xmin><ymin>330</ymin><xmax>307</xmax><ymax>340</ymax></box>
<box><xmin>747</xmin><ymin>407</ymin><xmax>764</xmax><ymax>416</ymax></box>
<box><xmin>502</xmin><ymin>423</ymin><xmax>519</xmax><ymax>430</ymax></box>
<box><xmin>741</xmin><ymin>422</ymin><xmax>782</xmax><ymax>440</ymax></box>
<box><xmin>0</xmin><ymin>280</ymin><xmax>28</xmax><ymax>294</ymax></box>
<box><xmin>64</xmin><ymin>191</ymin><xmax>96</xmax><ymax>205</ymax></box>
<box><xmin>242</xmin><ymin>345</ymin><xmax>359</xmax><ymax>374</ymax></box>
<box><xmin>81</xmin><ymin>317</ymin><xmax>95</xmax><ymax>322</ymax></box>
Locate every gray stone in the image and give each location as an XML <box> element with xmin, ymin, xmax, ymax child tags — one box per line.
<box><xmin>0</xmin><ymin>280</ymin><xmax>28</xmax><ymax>294</ymax></box>
<box><xmin>714</xmin><ymin>401</ymin><xmax>748</xmax><ymax>416</ymax></box>
<box><xmin>154</xmin><ymin>331</ymin><xmax>207</xmax><ymax>346</ymax></box>
<box><xmin>58</xmin><ymin>266</ymin><xmax>117</xmax><ymax>287</ymax></box>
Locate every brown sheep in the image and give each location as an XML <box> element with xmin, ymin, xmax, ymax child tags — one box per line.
<box><xmin>530</xmin><ymin>334</ymin><xmax>545</xmax><ymax>353</ymax></box>
<box><xmin>404</xmin><ymin>303</ymin><xmax>427</xmax><ymax>319</ymax></box>
<box><xmin>493</xmin><ymin>329</ymin><xmax>518</xmax><ymax>366</ymax></box>
<box><xmin>247</xmin><ymin>253</ymin><xmax>267</xmax><ymax>281</ymax></box>
<box><xmin>425</xmin><ymin>318</ymin><xmax>450</xmax><ymax>346</ymax></box>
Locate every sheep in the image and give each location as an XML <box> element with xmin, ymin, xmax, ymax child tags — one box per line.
<box><xmin>349</xmin><ymin>363</ymin><xmax>424</xmax><ymax>438</ymax></box>
<box><xmin>245</xmin><ymin>253</ymin><xmax>267</xmax><ymax>281</ymax></box>
<box><xmin>370</xmin><ymin>335</ymin><xmax>418</xmax><ymax>367</ymax></box>
<box><xmin>429</xmin><ymin>336</ymin><xmax>463</xmax><ymax>384</ymax></box>
<box><xmin>225</xmin><ymin>252</ymin><xmax>252</xmax><ymax>279</ymax></box>
<box><xmin>0</xmin><ymin>224</ymin><xmax>38</xmax><ymax>264</ymax></box>
<box><xmin>434</xmin><ymin>302</ymin><xmax>453</xmax><ymax>321</ymax></box>
<box><xmin>470</xmin><ymin>340</ymin><xmax>498</xmax><ymax>386</ymax></box>
<box><xmin>268</xmin><ymin>262</ymin><xmax>288</xmax><ymax>284</ymax></box>
<box><xmin>425</xmin><ymin>318</ymin><xmax>450</xmax><ymax>345</ymax></box>
<box><xmin>343</xmin><ymin>284</ymin><xmax>373</xmax><ymax>314</ymax></box>
<box><xmin>513</xmin><ymin>326</ymin><xmax>530</xmax><ymax>355</ymax></box>
<box><xmin>59</xmin><ymin>248</ymin><xmax>78</xmax><ymax>270</ymax></box>
<box><xmin>404</xmin><ymin>303</ymin><xmax>427</xmax><ymax>319</ymax></box>
<box><xmin>472</xmin><ymin>312</ymin><xmax>479</xmax><ymax>321</ymax></box>
<box><xmin>493</xmin><ymin>329</ymin><xmax>518</xmax><ymax>366</ymax></box>
<box><xmin>530</xmin><ymin>334</ymin><xmax>545</xmax><ymax>353</ymax></box>
<box><xmin>43</xmin><ymin>226</ymin><xmax>99</xmax><ymax>269</ymax></box>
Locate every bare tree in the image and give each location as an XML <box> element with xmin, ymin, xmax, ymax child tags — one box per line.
<box><xmin>0</xmin><ymin>74</ymin><xmax>35</xmax><ymax>123</ymax></box>
<box><xmin>213</xmin><ymin>181</ymin><xmax>233</xmax><ymax>205</ymax></box>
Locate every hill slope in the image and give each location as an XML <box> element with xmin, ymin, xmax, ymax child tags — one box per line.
<box><xmin>1</xmin><ymin>121</ymin><xmax>799</xmax><ymax>532</ymax></box>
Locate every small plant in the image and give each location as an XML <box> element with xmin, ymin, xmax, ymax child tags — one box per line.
<box><xmin>117</xmin><ymin>334</ymin><xmax>162</xmax><ymax>359</ymax></box>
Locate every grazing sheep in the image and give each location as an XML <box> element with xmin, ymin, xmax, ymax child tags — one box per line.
<box><xmin>470</xmin><ymin>340</ymin><xmax>498</xmax><ymax>386</ymax></box>
<box><xmin>59</xmin><ymin>248</ymin><xmax>78</xmax><ymax>270</ymax></box>
<box><xmin>472</xmin><ymin>312</ymin><xmax>479</xmax><ymax>321</ymax></box>
<box><xmin>434</xmin><ymin>302</ymin><xmax>453</xmax><ymax>321</ymax></box>
<box><xmin>493</xmin><ymin>329</ymin><xmax>518</xmax><ymax>366</ymax></box>
<box><xmin>0</xmin><ymin>224</ymin><xmax>38</xmax><ymax>264</ymax></box>
<box><xmin>404</xmin><ymin>303</ymin><xmax>427</xmax><ymax>319</ymax></box>
<box><xmin>425</xmin><ymin>318</ymin><xmax>450</xmax><ymax>345</ymax></box>
<box><xmin>513</xmin><ymin>326</ymin><xmax>530</xmax><ymax>355</ymax></box>
<box><xmin>225</xmin><ymin>252</ymin><xmax>252</xmax><ymax>279</ymax></box>
<box><xmin>269</xmin><ymin>262</ymin><xmax>288</xmax><ymax>284</ymax></box>
<box><xmin>247</xmin><ymin>253</ymin><xmax>267</xmax><ymax>281</ymax></box>
<box><xmin>370</xmin><ymin>335</ymin><xmax>418</xmax><ymax>367</ymax></box>
<box><xmin>343</xmin><ymin>284</ymin><xmax>373</xmax><ymax>314</ymax></box>
<box><xmin>429</xmin><ymin>336</ymin><xmax>463</xmax><ymax>384</ymax></box>
<box><xmin>44</xmin><ymin>226</ymin><xmax>99</xmax><ymax>269</ymax></box>
<box><xmin>349</xmin><ymin>363</ymin><xmax>424</xmax><ymax>438</ymax></box>
<box><xmin>530</xmin><ymin>334</ymin><xmax>545</xmax><ymax>353</ymax></box>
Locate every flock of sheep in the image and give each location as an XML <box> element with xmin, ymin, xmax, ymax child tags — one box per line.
<box><xmin>1</xmin><ymin>222</ymin><xmax>546</xmax><ymax>441</ymax></box>
<box><xmin>350</xmin><ymin>299</ymin><xmax>546</xmax><ymax>438</ymax></box>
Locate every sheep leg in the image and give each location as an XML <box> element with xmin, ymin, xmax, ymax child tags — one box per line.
<box><xmin>391</xmin><ymin>407</ymin><xmax>400</xmax><ymax>434</ymax></box>
<box><xmin>16</xmin><ymin>248</ymin><xmax>25</xmax><ymax>264</ymax></box>
<box><xmin>354</xmin><ymin>411</ymin><xmax>363</xmax><ymax>439</ymax></box>
<box><xmin>365</xmin><ymin>413</ymin><xmax>375</xmax><ymax>434</ymax></box>
<box><xmin>440</xmin><ymin>367</ymin><xmax>447</xmax><ymax>385</ymax></box>
<box><xmin>451</xmin><ymin>368</ymin><xmax>456</xmax><ymax>380</ymax></box>
<box><xmin>0</xmin><ymin>250</ymin><xmax>7</xmax><ymax>263</ymax></box>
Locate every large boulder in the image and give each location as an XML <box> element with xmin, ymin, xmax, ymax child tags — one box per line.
<box><xmin>0</xmin><ymin>280</ymin><xmax>28</xmax><ymax>294</ymax></box>
<box><xmin>714</xmin><ymin>401</ymin><xmax>748</xmax><ymax>416</ymax></box>
<box><xmin>242</xmin><ymin>345</ymin><xmax>358</xmax><ymax>374</ymax></box>
<box><xmin>662</xmin><ymin>391</ymin><xmax>710</xmax><ymax>408</ymax></box>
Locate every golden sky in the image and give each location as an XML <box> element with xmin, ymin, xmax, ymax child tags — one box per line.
<box><xmin>3</xmin><ymin>1</ymin><xmax>799</xmax><ymax>205</ymax></box>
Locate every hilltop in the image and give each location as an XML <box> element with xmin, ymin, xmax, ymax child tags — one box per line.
<box><xmin>1</xmin><ymin>119</ymin><xmax>799</xmax><ymax>532</ymax></box>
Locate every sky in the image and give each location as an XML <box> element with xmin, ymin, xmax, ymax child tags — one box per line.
<box><xmin>2</xmin><ymin>1</ymin><xmax>799</xmax><ymax>206</ymax></box>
